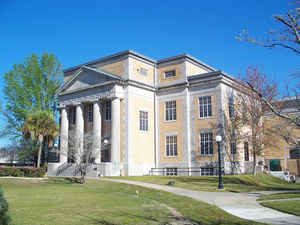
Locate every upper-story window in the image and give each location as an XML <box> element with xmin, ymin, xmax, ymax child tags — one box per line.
<box><xmin>165</xmin><ymin>70</ymin><xmax>176</xmax><ymax>78</ymax></box>
<box><xmin>105</xmin><ymin>101</ymin><xmax>111</xmax><ymax>121</ymax></box>
<box><xmin>139</xmin><ymin>111</ymin><xmax>148</xmax><ymax>131</ymax></box>
<box><xmin>139</xmin><ymin>67</ymin><xmax>148</xmax><ymax>76</ymax></box>
<box><xmin>166</xmin><ymin>135</ymin><xmax>177</xmax><ymax>157</ymax></box>
<box><xmin>199</xmin><ymin>96</ymin><xmax>212</xmax><ymax>118</ymax></box>
<box><xmin>200</xmin><ymin>132</ymin><xmax>213</xmax><ymax>156</ymax></box>
<box><xmin>165</xmin><ymin>100</ymin><xmax>176</xmax><ymax>121</ymax></box>
<box><xmin>228</xmin><ymin>96</ymin><xmax>235</xmax><ymax>119</ymax></box>
<box><xmin>87</xmin><ymin>104</ymin><xmax>93</xmax><ymax>123</ymax></box>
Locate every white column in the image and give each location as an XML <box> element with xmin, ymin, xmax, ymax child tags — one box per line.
<box><xmin>60</xmin><ymin>107</ymin><xmax>69</xmax><ymax>164</ymax></box>
<box><xmin>93</xmin><ymin>101</ymin><xmax>102</xmax><ymax>164</ymax></box>
<box><xmin>75</xmin><ymin>104</ymin><xmax>84</xmax><ymax>160</ymax></box>
<box><xmin>111</xmin><ymin>98</ymin><xmax>120</xmax><ymax>163</ymax></box>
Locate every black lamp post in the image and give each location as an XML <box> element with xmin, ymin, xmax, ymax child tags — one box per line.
<box><xmin>216</xmin><ymin>135</ymin><xmax>224</xmax><ymax>190</ymax></box>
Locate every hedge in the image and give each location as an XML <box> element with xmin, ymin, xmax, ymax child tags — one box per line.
<box><xmin>0</xmin><ymin>186</ymin><xmax>10</xmax><ymax>225</ymax></box>
<box><xmin>0</xmin><ymin>166</ymin><xmax>46</xmax><ymax>178</ymax></box>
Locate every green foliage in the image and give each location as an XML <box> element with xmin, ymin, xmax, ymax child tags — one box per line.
<box><xmin>0</xmin><ymin>186</ymin><xmax>10</xmax><ymax>225</ymax></box>
<box><xmin>22</xmin><ymin>110</ymin><xmax>59</xmax><ymax>168</ymax></box>
<box><xmin>2</xmin><ymin>53</ymin><xmax>62</xmax><ymax>138</ymax></box>
<box><xmin>23</xmin><ymin>110</ymin><xmax>58</xmax><ymax>139</ymax></box>
<box><xmin>0</xmin><ymin>166</ymin><xmax>46</xmax><ymax>178</ymax></box>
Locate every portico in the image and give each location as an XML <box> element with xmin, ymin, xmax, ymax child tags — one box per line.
<box><xmin>59</xmin><ymin>97</ymin><xmax>121</xmax><ymax>165</ymax></box>
<box><xmin>47</xmin><ymin>66</ymin><xmax>125</xmax><ymax>176</ymax></box>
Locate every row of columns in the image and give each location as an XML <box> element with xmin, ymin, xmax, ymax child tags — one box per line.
<box><xmin>59</xmin><ymin>98</ymin><xmax>120</xmax><ymax>165</ymax></box>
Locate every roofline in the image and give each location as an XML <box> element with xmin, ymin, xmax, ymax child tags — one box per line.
<box><xmin>63</xmin><ymin>50</ymin><xmax>157</xmax><ymax>74</ymax></box>
<box><xmin>157</xmin><ymin>53</ymin><xmax>216</xmax><ymax>71</ymax></box>
<box><xmin>64</xmin><ymin>50</ymin><xmax>217</xmax><ymax>74</ymax></box>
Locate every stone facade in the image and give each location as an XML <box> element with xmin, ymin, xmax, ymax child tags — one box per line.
<box><xmin>48</xmin><ymin>50</ymin><xmax>256</xmax><ymax>177</ymax></box>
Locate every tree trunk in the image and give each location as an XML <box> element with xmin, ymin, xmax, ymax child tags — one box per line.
<box><xmin>253</xmin><ymin>151</ymin><xmax>257</xmax><ymax>175</ymax></box>
<box><xmin>80</xmin><ymin>169</ymin><xmax>86</xmax><ymax>184</ymax></box>
<box><xmin>37</xmin><ymin>135</ymin><xmax>44</xmax><ymax>168</ymax></box>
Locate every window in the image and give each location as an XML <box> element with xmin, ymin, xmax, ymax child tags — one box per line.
<box><xmin>139</xmin><ymin>67</ymin><xmax>148</xmax><ymax>76</ymax></box>
<box><xmin>199</xmin><ymin>96</ymin><xmax>212</xmax><ymax>118</ymax></box>
<box><xmin>165</xmin><ymin>100</ymin><xmax>176</xmax><ymax>121</ymax></box>
<box><xmin>166</xmin><ymin>168</ymin><xmax>177</xmax><ymax>176</ymax></box>
<box><xmin>200</xmin><ymin>168</ymin><xmax>214</xmax><ymax>176</ymax></box>
<box><xmin>165</xmin><ymin>70</ymin><xmax>176</xmax><ymax>78</ymax></box>
<box><xmin>231</xmin><ymin>142</ymin><xmax>237</xmax><ymax>155</ymax></box>
<box><xmin>70</xmin><ymin>107</ymin><xmax>76</xmax><ymax>125</ymax></box>
<box><xmin>200</xmin><ymin>132</ymin><xmax>213</xmax><ymax>155</ymax></box>
<box><xmin>242</xmin><ymin>103</ymin><xmax>248</xmax><ymax>124</ymax></box>
<box><xmin>166</xmin><ymin>135</ymin><xmax>177</xmax><ymax>157</ymax></box>
<box><xmin>139</xmin><ymin>111</ymin><xmax>148</xmax><ymax>131</ymax></box>
<box><xmin>105</xmin><ymin>101</ymin><xmax>111</xmax><ymax>121</ymax></box>
<box><xmin>87</xmin><ymin>104</ymin><xmax>93</xmax><ymax>123</ymax></box>
<box><xmin>244</xmin><ymin>142</ymin><xmax>249</xmax><ymax>161</ymax></box>
<box><xmin>228</xmin><ymin>96</ymin><xmax>235</xmax><ymax>118</ymax></box>
<box><xmin>101</xmin><ymin>145</ymin><xmax>111</xmax><ymax>162</ymax></box>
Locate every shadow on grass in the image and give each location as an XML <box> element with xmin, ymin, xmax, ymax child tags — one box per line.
<box><xmin>47</xmin><ymin>177</ymin><xmax>81</xmax><ymax>185</ymax></box>
<box><xmin>83</xmin><ymin>212</ymin><xmax>168</xmax><ymax>225</ymax></box>
<box><xmin>84</xmin><ymin>212</ymin><xmax>250</xmax><ymax>225</ymax></box>
<box><xmin>161</xmin><ymin>175</ymin><xmax>300</xmax><ymax>192</ymax></box>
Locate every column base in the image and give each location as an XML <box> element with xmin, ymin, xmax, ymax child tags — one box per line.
<box><xmin>47</xmin><ymin>162</ymin><xmax>125</xmax><ymax>177</ymax></box>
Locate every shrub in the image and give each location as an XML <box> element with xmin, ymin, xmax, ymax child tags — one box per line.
<box><xmin>0</xmin><ymin>166</ymin><xmax>46</xmax><ymax>178</ymax></box>
<box><xmin>0</xmin><ymin>186</ymin><xmax>10</xmax><ymax>225</ymax></box>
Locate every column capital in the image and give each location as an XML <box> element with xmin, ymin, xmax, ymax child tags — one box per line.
<box><xmin>58</xmin><ymin>105</ymin><xmax>68</xmax><ymax>110</ymax></box>
<box><xmin>73</xmin><ymin>102</ymin><xmax>84</xmax><ymax>106</ymax></box>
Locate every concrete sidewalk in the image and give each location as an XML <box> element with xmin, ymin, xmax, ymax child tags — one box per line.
<box><xmin>103</xmin><ymin>178</ymin><xmax>300</xmax><ymax>225</ymax></box>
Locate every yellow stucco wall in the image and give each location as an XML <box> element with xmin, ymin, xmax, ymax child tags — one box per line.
<box><xmin>287</xmin><ymin>159</ymin><xmax>300</xmax><ymax>175</ymax></box>
<box><xmin>193</xmin><ymin>95</ymin><xmax>218</xmax><ymax>162</ymax></box>
<box><xmin>159</xmin><ymin>98</ymin><xmax>184</xmax><ymax>163</ymax></box>
<box><xmin>130</xmin><ymin>96</ymin><xmax>155</xmax><ymax>164</ymax></box>
<box><xmin>158</xmin><ymin>63</ymin><xmax>183</xmax><ymax>84</ymax></box>
<box><xmin>98</xmin><ymin>60</ymin><xmax>126</xmax><ymax>77</ymax></box>
<box><xmin>264</xmin><ymin>116</ymin><xmax>300</xmax><ymax>160</ymax></box>
<box><xmin>130</xmin><ymin>58</ymin><xmax>154</xmax><ymax>85</ymax></box>
<box><xmin>186</xmin><ymin>61</ymin><xmax>208</xmax><ymax>76</ymax></box>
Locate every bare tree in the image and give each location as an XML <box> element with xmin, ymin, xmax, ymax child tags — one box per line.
<box><xmin>237</xmin><ymin>66</ymin><xmax>279</xmax><ymax>174</ymax></box>
<box><xmin>66</xmin><ymin>128</ymin><xmax>101</xmax><ymax>184</ymax></box>
<box><xmin>249</xmin><ymin>84</ymin><xmax>300</xmax><ymax>128</ymax></box>
<box><xmin>211</xmin><ymin>95</ymin><xmax>247</xmax><ymax>174</ymax></box>
<box><xmin>237</xmin><ymin>1</ymin><xmax>300</xmax><ymax>54</ymax></box>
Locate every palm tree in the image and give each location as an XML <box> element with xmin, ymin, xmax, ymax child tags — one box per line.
<box><xmin>22</xmin><ymin>110</ymin><xmax>59</xmax><ymax>168</ymax></box>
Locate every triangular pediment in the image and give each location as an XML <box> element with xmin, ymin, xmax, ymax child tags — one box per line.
<box><xmin>58</xmin><ymin>66</ymin><xmax>121</xmax><ymax>95</ymax></box>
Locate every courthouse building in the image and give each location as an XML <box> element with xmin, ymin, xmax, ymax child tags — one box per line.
<box><xmin>48</xmin><ymin>50</ymin><xmax>255</xmax><ymax>176</ymax></box>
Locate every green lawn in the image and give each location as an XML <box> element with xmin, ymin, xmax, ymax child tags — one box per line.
<box><xmin>258</xmin><ymin>192</ymin><xmax>300</xmax><ymax>201</ymax></box>
<box><xmin>261</xmin><ymin>200</ymin><xmax>300</xmax><ymax>217</ymax></box>
<box><xmin>0</xmin><ymin>178</ymin><xmax>260</xmax><ymax>225</ymax></box>
<box><xmin>109</xmin><ymin>174</ymin><xmax>300</xmax><ymax>192</ymax></box>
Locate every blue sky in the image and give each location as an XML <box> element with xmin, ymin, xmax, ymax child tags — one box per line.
<box><xmin>0</xmin><ymin>0</ymin><xmax>298</xmax><ymax>147</ymax></box>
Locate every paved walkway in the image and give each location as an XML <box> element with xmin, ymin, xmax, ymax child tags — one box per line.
<box><xmin>103</xmin><ymin>179</ymin><xmax>300</xmax><ymax>225</ymax></box>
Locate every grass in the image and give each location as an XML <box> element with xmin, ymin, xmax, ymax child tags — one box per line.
<box><xmin>257</xmin><ymin>192</ymin><xmax>300</xmax><ymax>201</ymax></box>
<box><xmin>0</xmin><ymin>177</ymin><xmax>262</xmax><ymax>225</ymax></box>
<box><xmin>109</xmin><ymin>174</ymin><xmax>300</xmax><ymax>192</ymax></box>
<box><xmin>261</xmin><ymin>200</ymin><xmax>300</xmax><ymax>216</ymax></box>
